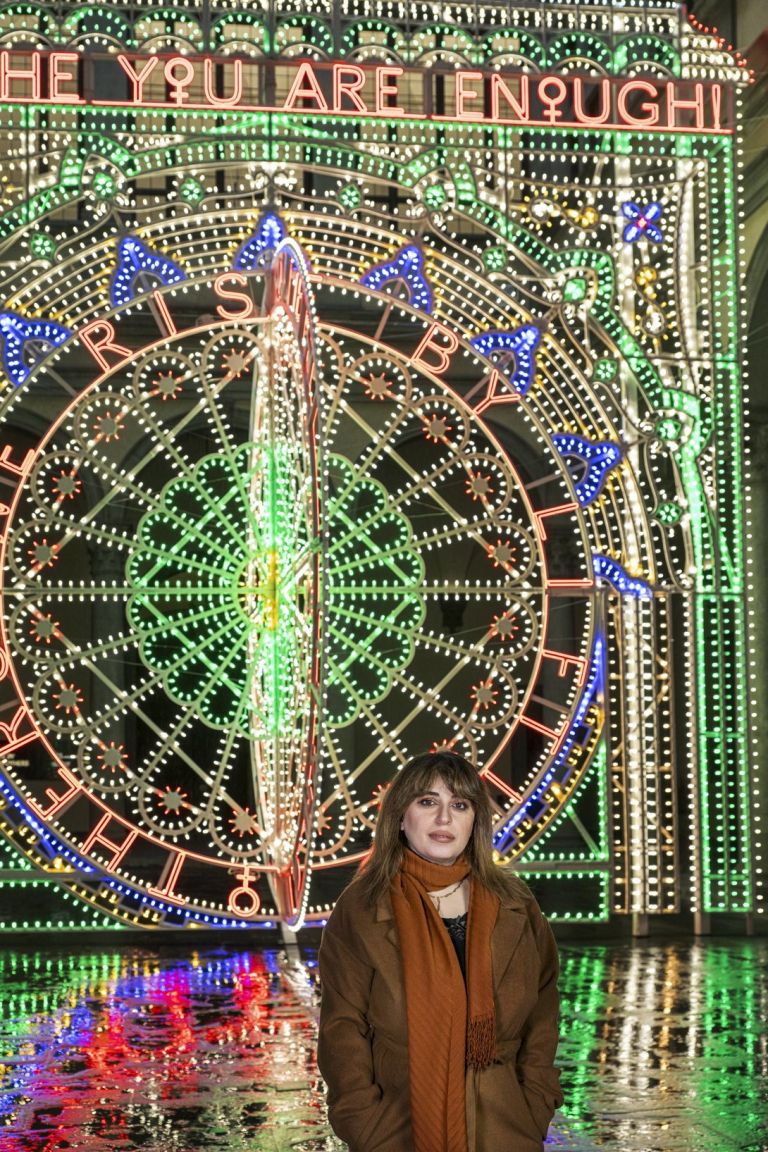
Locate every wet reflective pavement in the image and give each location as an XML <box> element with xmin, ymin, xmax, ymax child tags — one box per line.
<box><xmin>0</xmin><ymin>938</ymin><xmax>765</xmax><ymax>1151</ymax></box>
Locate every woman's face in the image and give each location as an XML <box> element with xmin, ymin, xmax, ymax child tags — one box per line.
<box><xmin>401</xmin><ymin>776</ymin><xmax>475</xmax><ymax>866</ymax></box>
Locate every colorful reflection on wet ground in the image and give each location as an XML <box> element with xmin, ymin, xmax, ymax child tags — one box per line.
<box><xmin>0</xmin><ymin>938</ymin><xmax>765</xmax><ymax>1151</ymax></box>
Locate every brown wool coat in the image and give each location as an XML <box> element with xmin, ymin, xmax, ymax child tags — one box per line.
<box><xmin>317</xmin><ymin>875</ymin><xmax>563</xmax><ymax>1152</ymax></box>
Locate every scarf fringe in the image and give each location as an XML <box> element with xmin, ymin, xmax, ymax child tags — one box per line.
<box><xmin>467</xmin><ymin>1012</ymin><xmax>496</xmax><ymax>1069</ymax></box>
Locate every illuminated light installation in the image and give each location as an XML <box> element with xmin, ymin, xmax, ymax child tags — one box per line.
<box><xmin>234</xmin><ymin>213</ymin><xmax>288</xmax><ymax>271</ymax></box>
<box><xmin>0</xmin><ymin>313</ymin><xmax>71</xmax><ymax>388</ymax></box>
<box><xmin>110</xmin><ymin>237</ymin><xmax>186</xmax><ymax>307</ymax></box>
<box><xmin>621</xmin><ymin>201</ymin><xmax>665</xmax><ymax>245</ymax></box>
<box><xmin>592</xmin><ymin>556</ymin><xmax>653</xmax><ymax>601</ymax></box>
<box><xmin>469</xmin><ymin>327</ymin><xmax>542</xmax><ymax>398</ymax></box>
<box><xmin>550</xmin><ymin>436</ymin><xmax>623</xmax><ymax>507</ymax></box>
<box><xmin>0</xmin><ymin>0</ymin><xmax>756</xmax><ymax>929</ymax></box>
<box><xmin>361</xmin><ymin>245</ymin><xmax>433</xmax><ymax>313</ymax></box>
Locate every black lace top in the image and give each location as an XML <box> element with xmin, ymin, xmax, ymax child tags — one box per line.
<box><xmin>442</xmin><ymin>912</ymin><xmax>467</xmax><ymax>978</ymax></box>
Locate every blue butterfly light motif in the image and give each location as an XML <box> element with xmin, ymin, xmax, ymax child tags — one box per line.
<box><xmin>551</xmin><ymin>434</ymin><xmax>622</xmax><ymax>507</ymax></box>
<box><xmin>621</xmin><ymin>201</ymin><xmax>663</xmax><ymax>244</ymax></box>
<box><xmin>469</xmin><ymin>325</ymin><xmax>541</xmax><ymax>398</ymax></box>
<box><xmin>234</xmin><ymin>212</ymin><xmax>287</xmax><ymax>271</ymax></box>
<box><xmin>0</xmin><ymin>312</ymin><xmax>71</xmax><ymax>387</ymax></box>
<box><xmin>110</xmin><ymin>237</ymin><xmax>185</xmax><ymax>306</ymax></box>
<box><xmin>361</xmin><ymin>245</ymin><xmax>432</xmax><ymax>313</ymax></box>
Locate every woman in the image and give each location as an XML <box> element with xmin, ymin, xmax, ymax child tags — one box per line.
<box><xmin>317</xmin><ymin>751</ymin><xmax>562</xmax><ymax>1152</ymax></box>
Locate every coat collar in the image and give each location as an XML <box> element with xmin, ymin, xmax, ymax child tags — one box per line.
<box><xmin>375</xmin><ymin>877</ymin><xmax>530</xmax><ymax>980</ymax></box>
<box><xmin>375</xmin><ymin>877</ymin><xmax>528</xmax><ymax>921</ymax></box>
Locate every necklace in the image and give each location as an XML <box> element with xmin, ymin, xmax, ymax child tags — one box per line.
<box><xmin>429</xmin><ymin>878</ymin><xmax>465</xmax><ymax>916</ymax></box>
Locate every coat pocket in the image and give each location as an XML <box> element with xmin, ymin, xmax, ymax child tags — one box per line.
<box><xmin>469</xmin><ymin>1061</ymin><xmax>547</xmax><ymax>1152</ymax></box>
<box><xmin>358</xmin><ymin>1032</ymin><xmax>411</xmax><ymax>1152</ymax></box>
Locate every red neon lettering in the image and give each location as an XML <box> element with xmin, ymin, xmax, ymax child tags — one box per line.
<box><xmin>491</xmin><ymin>74</ymin><xmax>530</xmax><ymax>122</ymax></box>
<box><xmin>27</xmin><ymin>765</ymin><xmax>81</xmax><ymax>819</ymax></box>
<box><xmin>455</xmin><ymin>71</ymin><xmax>484</xmax><ymax>121</ymax></box>
<box><xmin>573</xmin><ymin>77</ymin><xmax>611</xmax><ymax>126</ymax></box>
<box><xmin>283</xmin><ymin>62</ymin><xmax>329</xmax><ymax>111</ymax></box>
<box><xmin>0</xmin><ymin>51</ymin><xmax>41</xmax><ymax>101</ymax></box>
<box><xmin>519</xmin><ymin>712</ymin><xmax>562</xmax><ymax>745</ymax></box>
<box><xmin>79</xmin><ymin>321</ymin><xmax>132</xmax><ymax>372</ymax></box>
<box><xmin>203</xmin><ymin>57</ymin><xmax>243</xmax><ymax>107</ymax></box>
<box><xmin>667</xmin><ymin>82</ymin><xmax>705</xmax><ymax>130</ymax></box>
<box><xmin>0</xmin><ymin>444</ymin><xmax>35</xmax><ymax>477</ymax></box>
<box><xmin>81</xmin><ymin>813</ymin><xmax>139</xmax><ymax>869</ymax></box>
<box><xmin>270</xmin><ymin>261</ymin><xmax>284</xmax><ymax>309</ymax></box>
<box><xmin>548</xmin><ymin>578</ymin><xmax>594</xmax><ymax>592</ymax></box>
<box><xmin>49</xmin><ymin>52</ymin><xmax>82</xmax><ymax>103</ymax></box>
<box><xmin>0</xmin><ymin>705</ymin><xmax>35</xmax><ymax>754</ymax></box>
<box><xmin>616</xmin><ymin>80</ymin><xmax>660</xmax><ymax>128</ymax></box>
<box><xmin>0</xmin><ymin>56</ymin><xmax>732</xmax><ymax>137</ymax></box>
<box><xmin>148</xmin><ymin>850</ymin><xmax>189</xmax><ymax>904</ymax></box>
<box><xmin>412</xmin><ymin>323</ymin><xmax>459</xmax><ymax>376</ymax></box>
<box><xmin>288</xmin><ymin>268</ymin><xmax>304</xmax><ymax>316</ymax></box>
<box><xmin>375</xmin><ymin>66</ymin><xmax>404</xmax><ymax>115</ymax></box>
<box><xmin>481</xmin><ymin>769</ymin><xmax>522</xmax><ymax>803</ymax></box>
<box><xmin>149</xmin><ymin>290</ymin><xmax>178</xmax><ymax>338</ymax></box>
<box><xmin>228</xmin><ymin>868</ymin><xmax>261</xmax><ymax>917</ymax></box>
<box><xmin>537</xmin><ymin>76</ymin><xmax>568</xmax><ymax>123</ymax></box>
<box><xmin>165</xmin><ymin>57</ymin><xmax>195</xmax><ymax>105</ymax></box>
<box><xmin>711</xmin><ymin>84</ymin><xmax>723</xmax><ymax>132</ymax></box>
<box><xmin>214</xmin><ymin>272</ymin><xmax>256</xmax><ymax>320</ymax></box>
<box><xmin>332</xmin><ymin>64</ymin><xmax>368</xmax><ymax>113</ymax></box>
<box><xmin>472</xmin><ymin>368</ymin><xmax>521</xmax><ymax>415</ymax></box>
<box><xmin>274</xmin><ymin>253</ymin><xmax>299</xmax><ymax>314</ymax></box>
<box><xmin>533</xmin><ymin>502</ymin><xmax>578</xmax><ymax>541</ymax></box>
<box><xmin>117</xmin><ymin>54</ymin><xmax>159</xmax><ymax>102</ymax></box>
<box><xmin>543</xmin><ymin>649</ymin><xmax>588</xmax><ymax>687</ymax></box>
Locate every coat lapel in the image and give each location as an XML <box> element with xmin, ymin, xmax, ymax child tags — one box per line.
<box><xmin>491</xmin><ymin>893</ymin><xmax>528</xmax><ymax>986</ymax></box>
<box><xmin>375</xmin><ymin>892</ymin><xmax>400</xmax><ymax>949</ymax></box>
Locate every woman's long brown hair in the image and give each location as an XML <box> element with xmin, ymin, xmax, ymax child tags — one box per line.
<box><xmin>357</xmin><ymin>751</ymin><xmax>522</xmax><ymax>905</ymax></box>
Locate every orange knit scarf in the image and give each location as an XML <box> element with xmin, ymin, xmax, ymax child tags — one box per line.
<box><xmin>390</xmin><ymin>849</ymin><xmax>500</xmax><ymax>1152</ymax></box>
